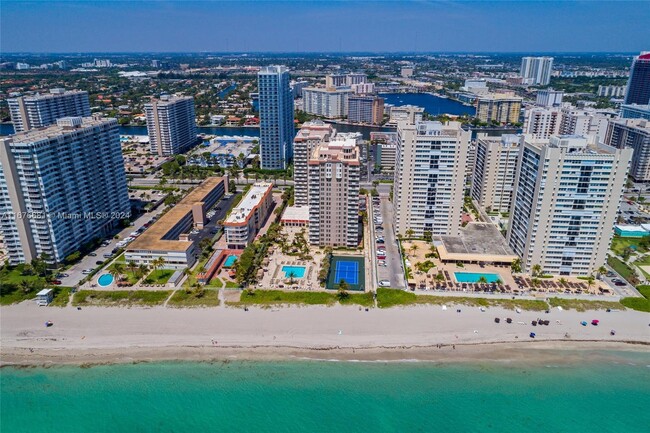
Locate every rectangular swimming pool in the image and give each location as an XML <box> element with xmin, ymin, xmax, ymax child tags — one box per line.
<box><xmin>282</xmin><ymin>265</ymin><xmax>306</xmax><ymax>279</ymax></box>
<box><xmin>454</xmin><ymin>272</ymin><xmax>502</xmax><ymax>283</ymax></box>
<box><xmin>223</xmin><ymin>255</ymin><xmax>238</xmax><ymax>268</ymax></box>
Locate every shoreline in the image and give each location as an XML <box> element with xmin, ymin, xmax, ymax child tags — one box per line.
<box><xmin>2</xmin><ymin>340</ymin><xmax>649</xmax><ymax>367</ymax></box>
<box><xmin>2</xmin><ymin>302</ymin><xmax>649</xmax><ymax>367</ymax></box>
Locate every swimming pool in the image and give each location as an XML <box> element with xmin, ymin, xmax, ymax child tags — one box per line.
<box><xmin>97</xmin><ymin>273</ymin><xmax>114</xmax><ymax>287</ymax></box>
<box><xmin>282</xmin><ymin>266</ymin><xmax>306</xmax><ymax>279</ymax></box>
<box><xmin>454</xmin><ymin>272</ymin><xmax>502</xmax><ymax>283</ymax></box>
<box><xmin>223</xmin><ymin>255</ymin><xmax>238</xmax><ymax>268</ymax></box>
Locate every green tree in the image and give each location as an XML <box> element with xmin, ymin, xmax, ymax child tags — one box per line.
<box><xmin>532</xmin><ymin>264</ymin><xmax>542</xmax><ymax>278</ymax></box>
<box><xmin>478</xmin><ymin>276</ymin><xmax>488</xmax><ymax>284</ymax></box>
<box><xmin>511</xmin><ymin>258</ymin><xmax>522</xmax><ymax>274</ymax></box>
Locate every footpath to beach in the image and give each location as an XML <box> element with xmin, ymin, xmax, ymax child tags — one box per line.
<box><xmin>1</xmin><ymin>303</ymin><xmax>648</xmax><ymax>365</ymax></box>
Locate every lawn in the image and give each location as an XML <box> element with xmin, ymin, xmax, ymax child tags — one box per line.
<box><xmin>228</xmin><ymin>289</ymin><xmax>375</xmax><ymax>307</ymax></box>
<box><xmin>547</xmin><ymin>297</ymin><xmax>623</xmax><ymax>312</ymax></box>
<box><xmin>620</xmin><ymin>285</ymin><xmax>650</xmax><ymax>313</ymax></box>
<box><xmin>375</xmin><ymin>288</ymin><xmax>548</xmax><ymax>311</ymax></box>
<box><xmin>607</xmin><ymin>256</ymin><xmax>635</xmax><ymax>282</ymax></box>
<box><xmin>224</xmin><ymin>281</ymin><xmax>240</xmax><ymax>289</ymax></box>
<box><xmin>167</xmin><ymin>288</ymin><xmax>220</xmax><ymax>308</ymax></box>
<box><xmin>0</xmin><ymin>267</ymin><xmax>49</xmax><ymax>305</ymax></box>
<box><xmin>610</xmin><ymin>237</ymin><xmax>648</xmax><ymax>256</ymax></box>
<box><xmin>143</xmin><ymin>269</ymin><xmax>174</xmax><ymax>285</ymax></box>
<box><xmin>72</xmin><ymin>290</ymin><xmax>171</xmax><ymax>307</ymax></box>
<box><xmin>107</xmin><ymin>263</ymin><xmax>141</xmax><ymax>286</ymax></box>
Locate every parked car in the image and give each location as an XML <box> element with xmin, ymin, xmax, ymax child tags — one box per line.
<box><xmin>376</xmin><ymin>239</ymin><xmax>385</xmax><ymax>244</ymax></box>
<box><xmin>52</xmin><ymin>280</ymin><xmax>62</xmax><ymax>285</ymax></box>
<box><xmin>82</xmin><ymin>269</ymin><xmax>93</xmax><ymax>275</ymax></box>
<box><xmin>103</xmin><ymin>253</ymin><xmax>112</xmax><ymax>258</ymax></box>
<box><xmin>56</xmin><ymin>273</ymin><xmax>69</xmax><ymax>278</ymax></box>
<box><xmin>614</xmin><ymin>281</ymin><xmax>626</xmax><ymax>286</ymax></box>
<box><xmin>88</xmin><ymin>252</ymin><xmax>97</xmax><ymax>257</ymax></box>
<box><xmin>378</xmin><ymin>280</ymin><xmax>391</xmax><ymax>287</ymax></box>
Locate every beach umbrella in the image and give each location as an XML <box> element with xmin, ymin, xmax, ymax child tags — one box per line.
<box><xmin>591</xmin><ymin>320</ymin><xmax>599</xmax><ymax>326</ymax></box>
<box><xmin>581</xmin><ymin>321</ymin><xmax>588</xmax><ymax>326</ymax></box>
<box><xmin>529</xmin><ymin>332</ymin><xmax>536</xmax><ymax>338</ymax></box>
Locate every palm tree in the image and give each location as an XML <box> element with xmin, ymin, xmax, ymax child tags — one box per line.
<box><xmin>586</xmin><ymin>274</ymin><xmax>595</xmax><ymax>290</ymax></box>
<box><xmin>138</xmin><ymin>263</ymin><xmax>149</xmax><ymax>279</ymax></box>
<box><xmin>127</xmin><ymin>261</ymin><xmax>137</xmax><ymax>278</ymax></box>
<box><xmin>558</xmin><ymin>277</ymin><xmax>567</xmax><ymax>288</ymax></box>
<box><xmin>410</xmin><ymin>244</ymin><xmax>419</xmax><ymax>257</ymax></box>
<box><xmin>596</xmin><ymin>265</ymin><xmax>608</xmax><ymax>280</ymax></box>
<box><xmin>510</xmin><ymin>258</ymin><xmax>522</xmax><ymax>274</ymax></box>
<box><xmin>405</xmin><ymin>228</ymin><xmax>415</xmax><ymax>239</ymax></box>
<box><xmin>288</xmin><ymin>271</ymin><xmax>297</xmax><ymax>285</ymax></box>
<box><xmin>109</xmin><ymin>264</ymin><xmax>123</xmax><ymax>284</ymax></box>
<box><xmin>478</xmin><ymin>276</ymin><xmax>488</xmax><ymax>284</ymax></box>
<box><xmin>532</xmin><ymin>264</ymin><xmax>542</xmax><ymax>278</ymax></box>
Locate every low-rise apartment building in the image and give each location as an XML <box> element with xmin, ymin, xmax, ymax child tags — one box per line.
<box><xmin>125</xmin><ymin>177</ymin><xmax>225</xmax><ymax>269</ymax></box>
<box><xmin>223</xmin><ymin>182</ymin><xmax>274</xmax><ymax>249</ymax></box>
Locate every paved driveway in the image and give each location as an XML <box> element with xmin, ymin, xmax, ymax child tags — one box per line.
<box><xmin>372</xmin><ymin>191</ymin><xmax>405</xmax><ymax>289</ymax></box>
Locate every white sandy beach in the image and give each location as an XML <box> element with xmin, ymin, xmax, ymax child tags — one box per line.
<box><xmin>1</xmin><ymin>302</ymin><xmax>648</xmax><ymax>365</ymax></box>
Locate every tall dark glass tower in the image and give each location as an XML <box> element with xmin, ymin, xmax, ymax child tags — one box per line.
<box><xmin>624</xmin><ymin>52</ymin><xmax>650</xmax><ymax>105</ymax></box>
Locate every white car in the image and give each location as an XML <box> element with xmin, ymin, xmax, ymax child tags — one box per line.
<box><xmin>378</xmin><ymin>280</ymin><xmax>391</xmax><ymax>287</ymax></box>
<box><xmin>82</xmin><ymin>269</ymin><xmax>94</xmax><ymax>275</ymax></box>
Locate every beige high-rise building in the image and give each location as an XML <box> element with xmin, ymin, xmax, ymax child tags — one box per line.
<box><xmin>471</xmin><ymin>134</ymin><xmax>520</xmax><ymax>214</ymax></box>
<box><xmin>393</xmin><ymin>121</ymin><xmax>469</xmax><ymax>238</ymax></box>
<box><xmin>523</xmin><ymin>106</ymin><xmax>562</xmax><ymax>139</ymax></box>
<box><xmin>475</xmin><ymin>94</ymin><xmax>522</xmax><ymax>124</ymax></box>
<box><xmin>293</xmin><ymin>120</ymin><xmax>335</xmax><ymax>206</ymax></box>
<box><xmin>308</xmin><ymin>137</ymin><xmax>360</xmax><ymax>247</ymax></box>
<box><xmin>144</xmin><ymin>95</ymin><xmax>197</xmax><ymax>156</ymax></box>
<box><xmin>507</xmin><ymin>135</ymin><xmax>631</xmax><ymax>276</ymax></box>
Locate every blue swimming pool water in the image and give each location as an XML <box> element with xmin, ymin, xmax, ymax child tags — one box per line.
<box><xmin>97</xmin><ymin>274</ymin><xmax>114</xmax><ymax>287</ymax></box>
<box><xmin>223</xmin><ymin>255</ymin><xmax>238</xmax><ymax>268</ymax></box>
<box><xmin>282</xmin><ymin>266</ymin><xmax>305</xmax><ymax>279</ymax></box>
<box><xmin>454</xmin><ymin>272</ymin><xmax>502</xmax><ymax>283</ymax></box>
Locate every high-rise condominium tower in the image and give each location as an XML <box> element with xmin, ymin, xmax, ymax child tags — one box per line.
<box><xmin>144</xmin><ymin>95</ymin><xmax>197</xmax><ymax>156</ymax></box>
<box><xmin>293</xmin><ymin>120</ymin><xmax>335</xmax><ymax>206</ymax></box>
<box><xmin>393</xmin><ymin>121</ymin><xmax>469</xmax><ymax>238</ymax></box>
<box><xmin>308</xmin><ymin>137</ymin><xmax>360</xmax><ymax>247</ymax></box>
<box><xmin>624</xmin><ymin>52</ymin><xmax>650</xmax><ymax>105</ymax></box>
<box><xmin>507</xmin><ymin>135</ymin><xmax>631</xmax><ymax>276</ymax></box>
<box><xmin>605</xmin><ymin>119</ymin><xmax>650</xmax><ymax>182</ymax></box>
<box><xmin>520</xmin><ymin>57</ymin><xmax>554</xmax><ymax>86</ymax></box>
<box><xmin>471</xmin><ymin>134</ymin><xmax>520</xmax><ymax>214</ymax></box>
<box><xmin>8</xmin><ymin>89</ymin><xmax>91</xmax><ymax>132</ymax></box>
<box><xmin>0</xmin><ymin>117</ymin><xmax>130</xmax><ymax>265</ymax></box>
<box><xmin>258</xmin><ymin>66</ymin><xmax>295</xmax><ymax>170</ymax></box>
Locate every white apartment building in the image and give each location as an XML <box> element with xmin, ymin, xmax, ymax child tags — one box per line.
<box><xmin>507</xmin><ymin>135</ymin><xmax>631</xmax><ymax>276</ymax></box>
<box><xmin>535</xmin><ymin>89</ymin><xmax>563</xmax><ymax>107</ymax></box>
<box><xmin>293</xmin><ymin>120</ymin><xmax>335</xmax><ymax>206</ymax></box>
<box><xmin>520</xmin><ymin>57</ymin><xmax>554</xmax><ymax>86</ymax></box>
<box><xmin>223</xmin><ymin>182</ymin><xmax>274</xmax><ymax>249</ymax></box>
<box><xmin>523</xmin><ymin>106</ymin><xmax>562</xmax><ymax>139</ymax></box>
<box><xmin>393</xmin><ymin>121</ymin><xmax>469</xmax><ymax>238</ymax></box>
<box><xmin>0</xmin><ymin>117</ymin><xmax>130</xmax><ymax>264</ymax></box>
<box><xmin>471</xmin><ymin>134</ymin><xmax>520</xmax><ymax>214</ymax></box>
<box><xmin>302</xmin><ymin>87</ymin><xmax>352</xmax><ymax>118</ymax></box>
<box><xmin>559</xmin><ymin>107</ymin><xmax>615</xmax><ymax>139</ymax></box>
<box><xmin>605</xmin><ymin>119</ymin><xmax>650</xmax><ymax>182</ymax></box>
<box><xmin>144</xmin><ymin>95</ymin><xmax>198</xmax><ymax>156</ymax></box>
<box><xmin>308</xmin><ymin>138</ymin><xmax>360</xmax><ymax>247</ymax></box>
<box><xmin>8</xmin><ymin>89</ymin><xmax>91</xmax><ymax>132</ymax></box>
<box><xmin>387</xmin><ymin>105</ymin><xmax>424</xmax><ymax>126</ymax></box>
<box><xmin>598</xmin><ymin>85</ymin><xmax>626</xmax><ymax>98</ymax></box>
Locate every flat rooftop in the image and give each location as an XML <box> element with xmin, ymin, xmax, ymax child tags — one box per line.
<box><xmin>127</xmin><ymin>177</ymin><xmax>224</xmax><ymax>252</ymax></box>
<box><xmin>434</xmin><ymin>223</ymin><xmax>517</xmax><ymax>263</ymax></box>
<box><xmin>281</xmin><ymin>205</ymin><xmax>310</xmax><ymax>222</ymax></box>
<box><xmin>2</xmin><ymin>117</ymin><xmax>116</xmax><ymax>144</ymax></box>
<box><xmin>225</xmin><ymin>182</ymin><xmax>273</xmax><ymax>224</ymax></box>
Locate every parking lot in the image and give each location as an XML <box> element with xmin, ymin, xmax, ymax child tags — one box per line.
<box><xmin>370</xmin><ymin>189</ymin><xmax>405</xmax><ymax>289</ymax></box>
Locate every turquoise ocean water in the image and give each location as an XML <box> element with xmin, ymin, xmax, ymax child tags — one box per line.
<box><xmin>2</xmin><ymin>352</ymin><xmax>649</xmax><ymax>433</ymax></box>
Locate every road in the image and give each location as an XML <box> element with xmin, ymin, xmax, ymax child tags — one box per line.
<box><xmin>371</xmin><ymin>187</ymin><xmax>405</xmax><ymax>289</ymax></box>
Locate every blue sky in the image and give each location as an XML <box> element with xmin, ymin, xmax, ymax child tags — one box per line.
<box><xmin>1</xmin><ymin>1</ymin><xmax>648</xmax><ymax>53</ymax></box>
